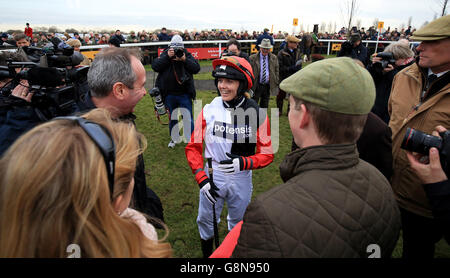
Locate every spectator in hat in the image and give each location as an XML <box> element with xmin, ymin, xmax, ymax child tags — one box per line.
<box><xmin>255</xmin><ymin>28</ymin><xmax>274</xmax><ymax>51</ymax></box>
<box><xmin>151</xmin><ymin>34</ymin><xmax>200</xmax><ymax>148</ymax></box>
<box><xmin>127</xmin><ymin>31</ymin><xmax>138</xmax><ymax>43</ymax></box>
<box><xmin>249</xmin><ymin>38</ymin><xmax>279</xmax><ymax>108</ymax></box>
<box><xmin>216</xmin><ymin>57</ymin><xmax>401</xmax><ymax>258</ymax></box>
<box><xmin>388</xmin><ymin>14</ymin><xmax>450</xmax><ymax>258</ymax></box>
<box><xmin>276</xmin><ymin>35</ymin><xmax>302</xmax><ymax>115</ymax></box>
<box><xmin>337</xmin><ymin>32</ymin><xmax>369</xmax><ymax>66</ymax></box>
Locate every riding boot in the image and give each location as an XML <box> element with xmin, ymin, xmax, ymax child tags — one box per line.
<box><xmin>201</xmin><ymin>238</ymin><xmax>214</xmax><ymax>258</ymax></box>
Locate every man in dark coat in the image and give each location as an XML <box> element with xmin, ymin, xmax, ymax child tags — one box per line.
<box><xmin>152</xmin><ymin>35</ymin><xmax>200</xmax><ymax>148</ymax></box>
<box><xmin>232</xmin><ymin>57</ymin><xmax>401</xmax><ymax>258</ymax></box>
<box><xmin>338</xmin><ymin>33</ymin><xmax>369</xmax><ymax>67</ymax></box>
<box><xmin>276</xmin><ymin>35</ymin><xmax>302</xmax><ymax>115</ymax></box>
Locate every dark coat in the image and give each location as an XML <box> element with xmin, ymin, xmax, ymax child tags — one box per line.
<box><xmin>256</xmin><ymin>32</ymin><xmax>274</xmax><ymax>50</ymax></box>
<box><xmin>277</xmin><ymin>47</ymin><xmax>302</xmax><ymax>81</ymax></box>
<box><xmin>368</xmin><ymin>61</ymin><xmax>414</xmax><ymax>124</ymax></box>
<box><xmin>357</xmin><ymin>112</ymin><xmax>393</xmax><ymax>181</ymax></box>
<box><xmin>423</xmin><ymin>180</ymin><xmax>450</xmax><ymax>243</ymax></box>
<box><xmin>337</xmin><ymin>41</ymin><xmax>369</xmax><ymax>67</ymax></box>
<box><xmin>291</xmin><ymin>113</ymin><xmax>393</xmax><ymax>181</ymax></box>
<box><xmin>232</xmin><ymin>144</ymin><xmax>401</xmax><ymax>258</ymax></box>
<box><xmin>151</xmin><ymin>48</ymin><xmax>200</xmax><ymax>100</ymax></box>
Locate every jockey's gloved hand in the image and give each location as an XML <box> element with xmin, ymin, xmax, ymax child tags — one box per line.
<box><xmin>195</xmin><ymin>170</ymin><xmax>219</xmax><ymax>205</ymax></box>
<box><xmin>218</xmin><ymin>153</ymin><xmax>248</xmax><ymax>174</ymax></box>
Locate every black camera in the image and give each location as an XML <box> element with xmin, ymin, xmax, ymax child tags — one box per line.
<box><xmin>222</xmin><ymin>51</ymin><xmax>237</xmax><ymax>57</ymax></box>
<box><xmin>173</xmin><ymin>47</ymin><xmax>185</xmax><ymax>58</ymax></box>
<box><xmin>149</xmin><ymin>87</ymin><xmax>166</xmax><ymax>116</ymax></box>
<box><xmin>0</xmin><ymin>61</ymin><xmax>89</xmax><ymax>120</ymax></box>
<box><xmin>372</xmin><ymin>52</ymin><xmax>396</xmax><ymax>73</ymax></box>
<box><xmin>401</xmin><ymin>127</ymin><xmax>450</xmax><ymax>177</ymax></box>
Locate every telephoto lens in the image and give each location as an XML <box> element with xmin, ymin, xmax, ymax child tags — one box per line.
<box><xmin>401</xmin><ymin>127</ymin><xmax>443</xmax><ymax>155</ymax></box>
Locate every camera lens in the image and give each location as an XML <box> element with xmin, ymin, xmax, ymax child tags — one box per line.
<box><xmin>175</xmin><ymin>48</ymin><xmax>184</xmax><ymax>58</ymax></box>
<box><xmin>401</xmin><ymin>127</ymin><xmax>443</xmax><ymax>155</ymax></box>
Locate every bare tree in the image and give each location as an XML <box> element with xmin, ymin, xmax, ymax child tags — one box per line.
<box><xmin>340</xmin><ymin>0</ymin><xmax>360</xmax><ymax>34</ymax></box>
<box><xmin>320</xmin><ymin>22</ymin><xmax>326</xmax><ymax>33</ymax></box>
<box><xmin>356</xmin><ymin>19</ymin><xmax>362</xmax><ymax>30</ymax></box>
<box><xmin>436</xmin><ymin>0</ymin><xmax>448</xmax><ymax>16</ymax></box>
<box><xmin>48</xmin><ymin>26</ymin><xmax>60</xmax><ymax>33</ymax></box>
<box><xmin>373</xmin><ymin>18</ymin><xmax>379</xmax><ymax>29</ymax></box>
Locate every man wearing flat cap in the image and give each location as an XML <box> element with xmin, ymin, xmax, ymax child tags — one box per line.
<box><xmin>276</xmin><ymin>35</ymin><xmax>303</xmax><ymax>115</ymax></box>
<box><xmin>249</xmin><ymin>38</ymin><xmax>279</xmax><ymax>108</ymax></box>
<box><xmin>231</xmin><ymin>57</ymin><xmax>401</xmax><ymax>258</ymax></box>
<box><xmin>388</xmin><ymin>15</ymin><xmax>450</xmax><ymax>258</ymax></box>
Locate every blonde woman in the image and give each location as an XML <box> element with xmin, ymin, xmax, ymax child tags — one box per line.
<box><xmin>0</xmin><ymin>108</ymin><xmax>171</xmax><ymax>258</ymax></box>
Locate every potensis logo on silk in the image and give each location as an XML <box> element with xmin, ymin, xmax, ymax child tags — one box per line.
<box><xmin>213</xmin><ymin>121</ymin><xmax>253</xmax><ymax>141</ymax></box>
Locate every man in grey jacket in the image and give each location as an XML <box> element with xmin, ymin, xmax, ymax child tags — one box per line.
<box><xmin>232</xmin><ymin>57</ymin><xmax>401</xmax><ymax>258</ymax></box>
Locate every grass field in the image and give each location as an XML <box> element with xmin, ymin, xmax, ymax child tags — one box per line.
<box><xmin>134</xmin><ymin>57</ymin><xmax>450</xmax><ymax>258</ymax></box>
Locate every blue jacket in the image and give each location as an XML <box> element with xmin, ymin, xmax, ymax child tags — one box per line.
<box><xmin>255</xmin><ymin>32</ymin><xmax>274</xmax><ymax>50</ymax></box>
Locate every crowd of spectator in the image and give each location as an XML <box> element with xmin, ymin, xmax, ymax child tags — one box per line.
<box><xmin>1</xmin><ymin>23</ymin><xmax>419</xmax><ymax>49</ymax></box>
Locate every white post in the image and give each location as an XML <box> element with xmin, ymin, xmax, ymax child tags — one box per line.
<box><xmin>327</xmin><ymin>41</ymin><xmax>330</xmax><ymax>56</ymax></box>
<box><xmin>375</xmin><ymin>28</ymin><xmax>381</xmax><ymax>53</ymax></box>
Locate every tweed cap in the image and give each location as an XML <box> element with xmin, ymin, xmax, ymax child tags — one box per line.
<box><xmin>279</xmin><ymin>57</ymin><xmax>375</xmax><ymax>115</ymax></box>
<box><xmin>410</xmin><ymin>15</ymin><xmax>450</xmax><ymax>41</ymax></box>
<box><xmin>286</xmin><ymin>35</ymin><xmax>300</xmax><ymax>43</ymax></box>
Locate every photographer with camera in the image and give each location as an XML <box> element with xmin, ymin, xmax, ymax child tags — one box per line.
<box><xmin>388</xmin><ymin>15</ymin><xmax>450</xmax><ymax>258</ymax></box>
<box><xmin>151</xmin><ymin>34</ymin><xmax>200</xmax><ymax>148</ymax></box>
<box><xmin>405</xmin><ymin>125</ymin><xmax>450</xmax><ymax>243</ymax></box>
<box><xmin>368</xmin><ymin>42</ymin><xmax>415</xmax><ymax>124</ymax></box>
<box><xmin>221</xmin><ymin>38</ymin><xmax>249</xmax><ymax>62</ymax></box>
<box><xmin>337</xmin><ymin>32</ymin><xmax>369</xmax><ymax>67</ymax></box>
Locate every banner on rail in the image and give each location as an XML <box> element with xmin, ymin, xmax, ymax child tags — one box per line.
<box><xmin>158</xmin><ymin>47</ymin><xmax>221</xmax><ymax>60</ymax></box>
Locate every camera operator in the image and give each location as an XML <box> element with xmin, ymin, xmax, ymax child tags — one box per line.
<box><xmin>0</xmin><ymin>52</ymin><xmax>40</xmax><ymax>155</ymax></box>
<box><xmin>406</xmin><ymin>125</ymin><xmax>450</xmax><ymax>243</ymax></box>
<box><xmin>221</xmin><ymin>38</ymin><xmax>249</xmax><ymax>62</ymax></box>
<box><xmin>389</xmin><ymin>15</ymin><xmax>450</xmax><ymax>258</ymax></box>
<box><xmin>151</xmin><ymin>34</ymin><xmax>200</xmax><ymax>148</ymax></box>
<box><xmin>368</xmin><ymin>42</ymin><xmax>415</xmax><ymax>124</ymax></box>
<box><xmin>337</xmin><ymin>32</ymin><xmax>369</xmax><ymax>67</ymax></box>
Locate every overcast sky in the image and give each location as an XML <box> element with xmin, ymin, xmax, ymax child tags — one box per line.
<box><xmin>0</xmin><ymin>0</ymin><xmax>445</xmax><ymax>33</ymax></box>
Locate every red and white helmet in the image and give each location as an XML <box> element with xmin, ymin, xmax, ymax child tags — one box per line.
<box><xmin>212</xmin><ymin>56</ymin><xmax>254</xmax><ymax>95</ymax></box>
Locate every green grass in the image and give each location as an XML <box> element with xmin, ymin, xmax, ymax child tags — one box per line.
<box><xmin>134</xmin><ymin>91</ymin><xmax>292</xmax><ymax>258</ymax></box>
<box><xmin>135</xmin><ymin>55</ymin><xmax>450</xmax><ymax>258</ymax></box>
